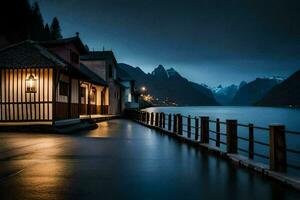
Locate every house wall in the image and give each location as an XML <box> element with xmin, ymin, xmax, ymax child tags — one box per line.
<box><xmin>120</xmin><ymin>81</ymin><xmax>132</xmax><ymax>103</ymax></box>
<box><xmin>82</xmin><ymin>59</ymin><xmax>121</xmax><ymax>115</ymax></box>
<box><xmin>81</xmin><ymin>60</ymin><xmax>107</xmax><ymax>81</ymax></box>
<box><xmin>79</xmin><ymin>82</ymin><xmax>108</xmax><ymax>115</ymax></box>
<box><xmin>108</xmin><ymin>80</ymin><xmax>122</xmax><ymax>115</ymax></box>
<box><xmin>47</xmin><ymin>43</ymin><xmax>80</xmax><ymax>69</ymax></box>
<box><xmin>0</xmin><ymin>67</ymin><xmax>53</xmax><ymax>121</ymax></box>
<box><xmin>55</xmin><ymin>73</ymin><xmax>80</xmax><ymax>120</ymax></box>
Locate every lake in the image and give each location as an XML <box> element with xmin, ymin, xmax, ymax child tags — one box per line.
<box><xmin>143</xmin><ymin>106</ymin><xmax>300</xmax><ymax>176</ymax></box>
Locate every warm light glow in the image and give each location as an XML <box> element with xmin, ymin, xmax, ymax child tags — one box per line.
<box><xmin>141</xmin><ymin>86</ymin><xmax>146</xmax><ymax>91</ymax></box>
<box><xmin>25</xmin><ymin>74</ymin><xmax>37</xmax><ymax>93</ymax></box>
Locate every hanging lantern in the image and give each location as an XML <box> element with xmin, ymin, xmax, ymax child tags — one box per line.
<box><xmin>25</xmin><ymin>74</ymin><xmax>37</xmax><ymax>93</ymax></box>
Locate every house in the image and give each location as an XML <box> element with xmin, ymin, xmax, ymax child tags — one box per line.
<box><xmin>116</xmin><ymin>66</ymin><xmax>139</xmax><ymax>109</ymax></box>
<box><xmin>0</xmin><ymin>39</ymin><xmax>82</xmax><ymax>124</ymax></box>
<box><xmin>81</xmin><ymin>51</ymin><xmax>123</xmax><ymax>114</ymax></box>
<box><xmin>0</xmin><ymin>35</ymin><xmax>137</xmax><ymax>127</ymax></box>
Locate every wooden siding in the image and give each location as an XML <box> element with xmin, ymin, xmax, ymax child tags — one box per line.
<box><xmin>55</xmin><ymin>74</ymin><xmax>80</xmax><ymax>120</ymax></box>
<box><xmin>0</xmin><ymin>67</ymin><xmax>53</xmax><ymax>121</ymax></box>
<box><xmin>80</xmin><ymin>82</ymin><xmax>108</xmax><ymax>115</ymax></box>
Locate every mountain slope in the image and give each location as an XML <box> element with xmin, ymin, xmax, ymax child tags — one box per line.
<box><xmin>231</xmin><ymin>78</ymin><xmax>281</xmax><ymax>105</ymax></box>
<box><xmin>256</xmin><ymin>70</ymin><xmax>300</xmax><ymax>107</ymax></box>
<box><xmin>212</xmin><ymin>84</ymin><xmax>239</xmax><ymax>105</ymax></box>
<box><xmin>118</xmin><ymin>63</ymin><xmax>219</xmax><ymax>106</ymax></box>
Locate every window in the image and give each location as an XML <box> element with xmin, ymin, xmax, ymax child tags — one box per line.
<box><xmin>70</xmin><ymin>50</ymin><xmax>79</xmax><ymax>64</ymax></box>
<box><xmin>59</xmin><ymin>81</ymin><xmax>69</xmax><ymax>96</ymax></box>
<box><xmin>109</xmin><ymin>65</ymin><xmax>113</xmax><ymax>78</ymax></box>
<box><xmin>80</xmin><ymin>87</ymin><xmax>86</xmax><ymax>98</ymax></box>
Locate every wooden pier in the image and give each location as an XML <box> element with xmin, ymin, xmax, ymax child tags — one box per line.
<box><xmin>126</xmin><ymin>109</ymin><xmax>300</xmax><ymax>191</ymax></box>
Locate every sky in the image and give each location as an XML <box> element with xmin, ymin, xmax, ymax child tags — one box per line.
<box><xmin>37</xmin><ymin>0</ymin><xmax>300</xmax><ymax>87</ymax></box>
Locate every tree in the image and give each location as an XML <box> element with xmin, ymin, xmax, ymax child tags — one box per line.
<box><xmin>30</xmin><ymin>2</ymin><xmax>46</xmax><ymax>41</ymax></box>
<box><xmin>50</xmin><ymin>17</ymin><xmax>62</xmax><ymax>39</ymax></box>
<box><xmin>44</xmin><ymin>23</ymin><xmax>51</xmax><ymax>40</ymax></box>
<box><xmin>1</xmin><ymin>0</ymin><xmax>32</xmax><ymax>42</ymax></box>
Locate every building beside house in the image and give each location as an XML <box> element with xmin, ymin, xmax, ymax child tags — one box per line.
<box><xmin>0</xmin><ymin>35</ymin><xmax>138</xmax><ymax>127</ymax></box>
<box><xmin>81</xmin><ymin>51</ymin><xmax>138</xmax><ymax>115</ymax></box>
<box><xmin>116</xmin><ymin>66</ymin><xmax>139</xmax><ymax>109</ymax></box>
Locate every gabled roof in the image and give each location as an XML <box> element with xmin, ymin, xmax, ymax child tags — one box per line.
<box><xmin>80</xmin><ymin>63</ymin><xmax>107</xmax><ymax>86</ymax></box>
<box><xmin>80</xmin><ymin>51</ymin><xmax>117</xmax><ymax>65</ymax></box>
<box><xmin>39</xmin><ymin>36</ymin><xmax>87</xmax><ymax>54</ymax></box>
<box><xmin>116</xmin><ymin>66</ymin><xmax>133</xmax><ymax>81</ymax></box>
<box><xmin>0</xmin><ymin>40</ymin><xmax>65</xmax><ymax>68</ymax></box>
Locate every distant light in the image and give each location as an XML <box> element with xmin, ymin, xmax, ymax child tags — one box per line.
<box><xmin>141</xmin><ymin>86</ymin><xmax>146</xmax><ymax>91</ymax></box>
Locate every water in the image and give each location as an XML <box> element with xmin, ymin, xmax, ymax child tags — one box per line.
<box><xmin>1</xmin><ymin>119</ymin><xmax>299</xmax><ymax>199</ymax></box>
<box><xmin>143</xmin><ymin>106</ymin><xmax>300</xmax><ymax>176</ymax></box>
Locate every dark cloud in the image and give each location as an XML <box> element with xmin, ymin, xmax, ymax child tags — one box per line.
<box><xmin>38</xmin><ymin>0</ymin><xmax>300</xmax><ymax>86</ymax></box>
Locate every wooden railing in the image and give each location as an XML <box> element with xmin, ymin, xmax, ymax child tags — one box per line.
<box><xmin>125</xmin><ymin>110</ymin><xmax>300</xmax><ymax>174</ymax></box>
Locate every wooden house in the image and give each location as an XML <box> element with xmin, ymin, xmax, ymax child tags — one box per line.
<box><xmin>0</xmin><ymin>36</ymin><xmax>109</xmax><ymax>125</ymax></box>
<box><xmin>81</xmin><ymin>51</ymin><xmax>124</xmax><ymax>115</ymax></box>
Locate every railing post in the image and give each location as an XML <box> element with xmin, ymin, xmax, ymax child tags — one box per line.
<box><xmin>195</xmin><ymin>117</ymin><xmax>199</xmax><ymax>141</ymax></box>
<box><xmin>216</xmin><ymin>118</ymin><xmax>220</xmax><ymax>147</ymax></box>
<box><xmin>177</xmin><ymin>114</ymin><xmax>182</xmax><ymax>135</ymax></box>
<box><xmin>162</xmin><ymin>113</ymin><xmax>165</xmax><ymax>129</ymax></box>
<box><xmin>269</xmin><ymin>124</ymin><xmax>287</xmax><ymax>172</ymax></box>
<box><xmin>146</xmin><ymin>112</ymin><xmax>150</xmax><ymax>124</ymax></box>
<box><xmin>200</xmin><ymin>116</ymin><xmax>209</xmax><ymax>143</ymax></box>
<box><xmin>187</xmin><ymin>115</ymin><xmax>191</xmax><ymax>138</ymax></box>
<box><xmin>173</xmin><ymin>114</ymin><xmax>177</xmax><ymax>133</ymax></box>
<box><xmin>226</xmin><ymin>120</ymin><xmax>238</xmax><ymax>153</ymax></box>
<box><xmin>168</xmin><ymin>113</ymin><xmax>172</xmax><ymax>131</ymax></box>
<box><xmin>150</xmin><ymin>112</ymin><xmax>154</xmax><ymax>126</ymax></box>
<box><xmin>143</xmin><ymin>112</ymin><xmax>146</xmax><ymax>123</ymax></box>
<box><xmin>155</xmin><ymin>112</ymin><xmax>159</xmax><ymax>127</ymax></box>
<box><xmin>159</xmin><ymin>112</ymin><xmax>163</xmax><ymax>128</ymax></box>
<box><xmin>249</xmin><ymin>123</ymin><xmax>254</xmax><ymax>159</ymax></box>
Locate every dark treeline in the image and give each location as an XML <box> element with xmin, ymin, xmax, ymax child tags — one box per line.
<box><xmin>0</xmin><ymin>0</ymin><xmax>63</xmax><ymax>45</ymax></box>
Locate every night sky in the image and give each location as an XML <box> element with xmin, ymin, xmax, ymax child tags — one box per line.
<box><xmin>37</xmin><ymin>0</ymin><xmax>300</xmax><ymax>87</ymax></box>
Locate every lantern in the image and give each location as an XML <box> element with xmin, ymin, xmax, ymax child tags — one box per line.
<box><xmin>25</xmin><ymin>74</ymin><xmax>37</xmax><ymax>93</ymax></box>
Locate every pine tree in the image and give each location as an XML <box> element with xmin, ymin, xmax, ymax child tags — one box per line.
<box><xmin>50</xmin><ymin>17</ymin><xmax>63</xmax><ymax>39</ymax></box>
<box><xmin>1</xmin><ymin>0</ymin><xmax>32</xmax><ymax>42</ymax></box>
<box><xmin>44</xmin><ymin>23</ymin><xmax>51</xmax><ymax>40</ymax></box>
<box><xmin>30</xmin><ymin>2</ymin><xmax>45</xmax><ymax>41</ymax></box>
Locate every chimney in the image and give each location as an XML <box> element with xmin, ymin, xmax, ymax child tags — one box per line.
<box><xmin>76</xmin><ymin>32</ymin><xmax>80</xmax><ymax>38</ymax></box>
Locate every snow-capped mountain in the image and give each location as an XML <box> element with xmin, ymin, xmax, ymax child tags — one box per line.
<box><xmin>211</xmin><ymin>84</ymin><xmax>239</xmax><ymax>105</ymax></box>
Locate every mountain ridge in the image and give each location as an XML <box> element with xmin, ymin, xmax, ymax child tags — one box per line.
<box><xmin>118</xmin><ymin>63</ymin><xmax>219</xmax><ymax>106</ymax></box>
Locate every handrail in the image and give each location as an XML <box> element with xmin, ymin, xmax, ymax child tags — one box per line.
<box><xmin>126</xmin><ymin>110</ymin><xmax>300</xmax><ymax>173</ymax></box>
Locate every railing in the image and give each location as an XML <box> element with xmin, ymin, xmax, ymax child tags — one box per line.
<box><xmin>125</xmin><ymin>110</ymin><xmax>300</xmax><ymax>174</ymax></box>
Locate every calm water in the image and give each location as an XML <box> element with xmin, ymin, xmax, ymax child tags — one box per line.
<box><xmin>143</xmin><ymin>106</ymin><xmax>300</xmax><ymax>176</ymax></box>
<box><xmin>0</xmin><ymin>119</ymin><xmax>299</xmax><ymax>199</ymax></box>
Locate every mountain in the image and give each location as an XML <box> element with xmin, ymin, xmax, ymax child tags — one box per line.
<box><xmin>231</xmin><ymin>78</ymin><xmax>282</xmax><ymax>105</ymax></box>
<box><xmin>212</xmin><ymin>84</ymin><xmax>239</xmax><ymax>105</ymax></box>
<box><xmin>118</xmin><ymin>63</ymin><xmax>219</xmax><ymax>106</ymax></box>
<box><xmin>256</xmin><ymin>70</ymin><xmax>300</xmax><ymax>107</ymax></box>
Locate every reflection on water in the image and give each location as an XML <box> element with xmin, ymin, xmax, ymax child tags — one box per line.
<box><xmin>0</xmin><ymin>135</ymin><xmax>72</xmax><ymax>200</ymax></box>
<box><xmin>0</xmin><ymin>120</ymin><xmax>299</xmax><ymax>199</ymax></box>
<box><xmin>144</xmin><ymin>106</ymin><xmax>300</xmax><ymax>176</ymax></box>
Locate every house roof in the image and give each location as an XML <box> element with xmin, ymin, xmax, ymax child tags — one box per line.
<box><xmin>80</xmin><ymin>51</ymin><xmax>117</xmax><ymax>65</ymax></box>
<box><xmin>0</xmin><ymin>40</ymin><xmax>65</xmax><ymax>68</ymax></box>
<box><xmin>116</xmin><ymin>66</ymin><xmax>133</xmax><ymax>81</ymax></box>
<box><xmin>39</xmin><ymin>36</ymin><xmax>88</xmax><ymax>54</ymax></box>
<box><xmin>80</xmin><ymin>63</ymin><xmax>107</xmax><ymax>86</ymax></box>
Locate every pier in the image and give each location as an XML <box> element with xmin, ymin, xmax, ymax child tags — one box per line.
<box><xmin>0</xmin><ymin>119</ymin><xmax>299</xmax><ymax>199</ymax></box>
<box><xmin>126</xmin><ymin>110</ymin><xmax>300</xmax><ymax>190</ymax></box>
